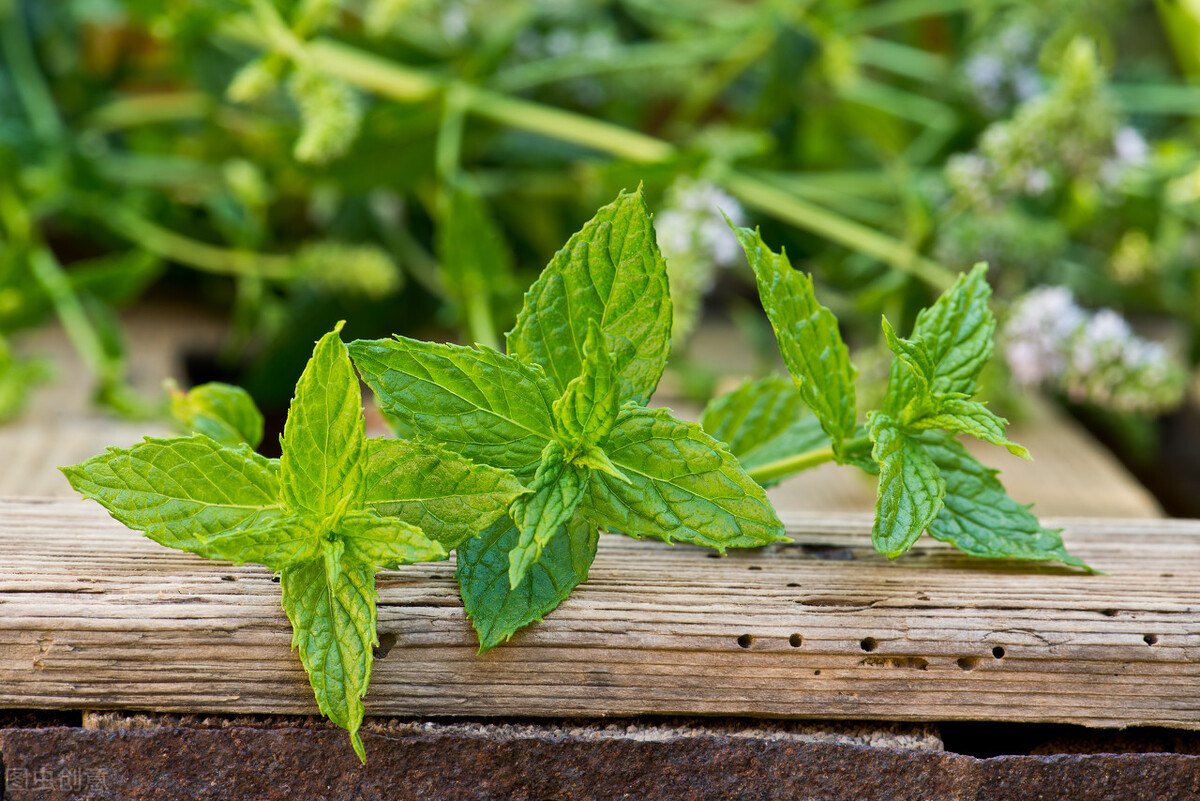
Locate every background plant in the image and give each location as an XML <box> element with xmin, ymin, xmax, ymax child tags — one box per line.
<box><xmin>6</xmin><ymin>1</ymin><xmax>1200</xmax><ymax>497</ymax></box>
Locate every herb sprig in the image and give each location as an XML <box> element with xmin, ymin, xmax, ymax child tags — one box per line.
<box><xmin>350</xmin><ymin>189</ymin><xmax>786</xmax><ymax>649</ymax></box>
<box><xmin>63</xmin><ymin>323</ymin><xmax>524</xmax><ymax>760</ymax></box>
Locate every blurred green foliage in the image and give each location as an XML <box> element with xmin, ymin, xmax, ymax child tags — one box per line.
<box><xmin>1</xmin><ymin>0</ymin><xmax>1198</xmax><ymax>425</ymax></box>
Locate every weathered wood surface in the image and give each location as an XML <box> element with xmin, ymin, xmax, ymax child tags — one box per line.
<box><xmin>2</xmin><ymin>498</ymin><xmax>1198</xmax><ymax>728</ymax></box>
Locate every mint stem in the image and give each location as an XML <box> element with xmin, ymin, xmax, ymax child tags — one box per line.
<box><xmin>746</xmin><ymin>434</ymin><xmax>873</xmax><ymax>485</ymax></box>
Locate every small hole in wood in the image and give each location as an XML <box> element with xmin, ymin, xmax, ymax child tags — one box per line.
<box><xmin>373</xmin><ymin>632</ymin><xmax>398</xmax><ymax>659</ymax></box>
<box><xmin>271</xmin><ymin>575</ymin><xmax>280</xmax><ymax>583</ymax></box>
<box><xmin>1144</xmin><ymin>634</ymin><xmax>1159</xmax><ymax>646</ymax></box>
<box><xmin>786</xmin><ymin>582</ymin><xmax>801</xmax><ymax>588</ymax></box>
<box><xmin>1100</xmin><ymin>608</ymin><xmax>1119</xmax><ymax>617</ymax></box>
<box><xmin>737</xmin><ymin>634</ymin><xmax>754</xmax><ymax>649</ymax></box>
<box><xmin>789</xmin><ymin>633</ymin><xmax>803</xmax><ymax>648</ymax></box>
<box><xmin>860</xmin><ymin>637</ymin><xmax>877</xmax><ymax>652</ymax></box>
<box><xmin>957</xmin><ymin>656</ymin><xmax>982</xmax><ymax>671</ymax></box>
<box><xmin>813</xmin><ymin>670</ymin><xmax>821</xmax><ymax>675</ymax></box>
<box><xmin>1161</xmin><ymin>573</ymin><xmax>1174</xmax><ymax>578</ymax></box>
<box><xmin>748</xmin><ymin>566</ymin><xmax>762</xmax><ymax>571</ymax></box>
<box><xmin>221</xmin><ymin>575</ymin><xmax>236</xmax><ymax>582</ymax></box>
<box><xmin>992</xmin><ymin>646</ymin><xmax>1005</xmax><ymax>659</ymax></box>
<box><xmin>707</xmin><ymin>552</ymin><xmax>723</xmax><ymax>559</ymax></box>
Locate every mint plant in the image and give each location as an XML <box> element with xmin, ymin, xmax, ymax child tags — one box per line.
<box><xmin>705</xmin><ymin>227</ymin><xmax>1090</xmax><ymax>570</ymax></box>
<box><xmin>350</xmin><ymin>189</ymin><xmax>786</xmax><ymax>649</ymax></box>
<box><xmin>63</xmin><ymin>323</ymin><xmax>525</xmax><ymax>760</ymax></box>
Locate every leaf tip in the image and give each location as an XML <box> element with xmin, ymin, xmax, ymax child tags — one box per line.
<box><xmin>351</xmin><ymin>730</ymin><xmax>367</xmax><ymax>764</ymax></box>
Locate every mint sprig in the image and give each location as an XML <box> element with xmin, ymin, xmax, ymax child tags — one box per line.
<box><xmin>352</xmin><ymin>188</ymin><xmax>786</xmax><ymax>649</ymax></box>
<box><xmin>63</xmin><ymin>323</ymin><xmax>524</xmax><ymax>760</ymax></box>
<box><xmin>712</xmin><ymin>232</ymin><xmax>1089</xmax><ymax>570</ymax></box>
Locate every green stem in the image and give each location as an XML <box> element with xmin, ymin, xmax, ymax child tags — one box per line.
<box><xmin>488</xmin><ymin>36</ymin><xmax>735</xmax><ymax>92</ymax></box>
<box><xmin>27</xmin><ymin>248</ymin><xmax>111</xmax><ymax>384</ymax></box>
<box><xmin>719</xmin><ymin>170</ymin><xmax>956</xmax><ymax>290</ymax></box>
<box><xmin>456</xmin><ymin>82</ymin><xmax>675</xmax><ymax>163</ymax></box>
<box><xmin>84</xmin><ymin>201</ymin><xmax>294</xmax><ymax>280</ymax></box>
<box><xmin>464</xmin><ymin>290</ymin><xmax>500</xmax><ymax>352</ymax></box>
<box><xmin>1</xmin><ymin>2</ymin><xmax>62</xmax><ymax>143</ymax></box>
<box><xmin>746</xmin><ymin>434</ymin><xmax>873</xmax><ymax>485</ymax></box>
<box><xmin>436</xmin><ymin>83</ymin><xmax>468</xmax><ymax>184</ymax></box>
<box><xmin>86</xmin><ymin>92</ymin><xmax>211</xmax><ymax>133</ymax></box>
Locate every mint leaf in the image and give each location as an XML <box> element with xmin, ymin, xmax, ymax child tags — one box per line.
<box><xmin>281</xmin><ymin>554</ymin><xmax>376</xmax><ymax>763</ymax></box>
<box><xmin>342</xmin><ymin>511</ymin><xmax>447</xmax><ymax>568</ymax></box>
<box><xmin>553</xmin><ymin>319</ymin><xmax>621</xmax><ymax>448</ymax></box>
<box><xmin>507</xmin><ymin>188</ymin><xmax>671</xmax><ymax>406</ymax></box>
<box><xmin>362</xmin><ymin>438</ymin><xmax>526</xmax><ymax>550</ymax></box>
<box><xmin>349</xmin><ymin>337</ymin><xmax>557</xmax><ymax>476</ymax></box>
<box><xmin>281</xmin><ymin>322</ymin><xmax>366</xmax><ymax>516</ymax></box>
<box><xmin>909</xmin><ymin>398</ymin><xmax>1030</xmax><ymax>459</ymax></box>
<box><xmin>917</xmin><ymin>432</ymin><xmax>1090</xmax><ymax>570</ymax></box>
<box><xmin>892</xmin><ymin>263</ymin><xmax>994</xmax><ymax>406</ymax></box>
<box><xmin>869</xmin><ymin>414</ymin><xmax>945</xmax><ymax>558</ymax></box>
<box><xmin>457</xmin><ymin>512</ymin><xmax>598</xmax><ymax>652</ymax></box>
<box><xmin>167</xmin><ymin>380</ymin><xmax>264</xmax><ymax>449</ymax></box>
<box><xmin>587</xmin><ymin>406</ymin><xmax>786</xmax><ymax>551</ymax></box>
<box><xmin>508</xmin><ymin>441</ymin><xmax>591</xmax><ymax>588</ymax></box>
<box><xmin>60</xmin><ymin>436</ymin><xmax>284</xmax><ymax>560</ymax></box>
<box><xmin>880</xmin><ymin>317</ymin><xmax>935</xmax><ymax>404</ymax></box>
<box><xmin>701</xmin><ymin>374</ymin><xmax>830</xmax><ymax>479</ymax></box>
<box><xmin>730</xmin><ymin>224</ymin><xmax>857</xmax><ymax>453</ymax></box>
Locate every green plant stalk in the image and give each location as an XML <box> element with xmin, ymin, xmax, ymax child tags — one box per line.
<box><xmin>1155</xmin><ymin>0</ymin><xmax>1200</xmax><ymax>80</ymax></box>
<box><xmin>845</xmin><ymin>0</ymin><xmax>1018</xmax><ymax>33</ymax></box>
<box><xmin>85</xmin><ymin>93</ymin><xmax>212</xmax><ymax>133</ymax></box>
<box><xmin>720</xmin><ymin>171</ymin><xmax>956</xmax><ymax>290</ymax></box>
<box><xmin>745</xmin><ymin>434</ymin><xmax>873</xmax><ymax>485</ymax></box>
<box><xmin>1</xmin><ymin>2</ymin><xmax>62</xmax><ymax>143</ymax></box>
<box><xmin>27</xmin><ymin>248</ymin><xmax>113</xmax><ymax>387</ymax></box>
<box><xmin>90</xmin><ymin>203</ymin><xmax>294</xmax><ymax>280</ymax></box>
<box><xmin>0</xmin><ymin>190</ymin><xmax>102</xmax><ymax>380</ymax></box>
<box><xmin>488</xmin><ymin>35</ymin><xmax>737</xmax><ymax>92</ymax></box>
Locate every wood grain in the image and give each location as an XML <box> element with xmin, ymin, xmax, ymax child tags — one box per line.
<box><xmin>2</xmin><ymin>498</ymin><xmax>1197</xmax><ymax>728</ymax></box>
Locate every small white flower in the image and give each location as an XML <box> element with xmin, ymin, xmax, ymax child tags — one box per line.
<box><xmin>1113</xmin><ymin>126</ymin><xmax>1149</xmax><ymax>166</ymax></box>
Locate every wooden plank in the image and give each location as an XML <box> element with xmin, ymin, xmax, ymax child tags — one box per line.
<box><xmin>2</xmin><ymin>498</ymin><xmax>1198</xmax><ymax>728</ymax></box>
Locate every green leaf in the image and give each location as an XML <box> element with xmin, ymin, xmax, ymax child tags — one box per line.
<box><xmin>880</xmin><ymin>317</ymin><xmax>934</xmax><ymax>402</ymax></box>
<box><xmin>167</xmin><ymin>380</ymin><xmax>264</xmax><ymax>449</ymax></box>
<box><xmin>587</xmin><ymin>406</ymin><xmax>786</xmax><ymax>551</ymax></box>
<box><xmin>361</xmin><ymin>439</ymin><xmax>527</xmax><ymax>550</ymax></box>
<box><xmin>916</xmin><ymin>432</ymin><xmax>1090</xmax><ymax>570</ymax></box>
<box><xmin>869</xmin><ymin>415</ymin><xmax>945</xmax><ymax>558</ymax></box>
<box><xmin>507</xmin><ymin>188</ymin><xmax>671</xmax><ymax>406</ymax></box>
<box><xmin>909</xmin><ymin>398</ymin><xmax>1031</xmax><ymax>459</ymax></box>
<box><xmin>280</xmin><ymin>552</ymin><xmax>377</xmax><ymax>763</ymax></box>
<box><xmin>342</xmin><ymin>511</ymin><xmax>448</xmax><ymax>569</ymax></box>
<box><xmin>508</xmin><ymin>441</ymin><xmax>591</xmax><ymax>589</ymax></box>
<box><xmin>349</xmin><ymin>336</ymin><xmax>557</xmax><ymax>476</ymax></box>
<box><xmin>700</xmin><ymin>374</ymin><xmax>831</xmax><ymax>479</ymax></box>
<box><xmin>553</xmin><ymin>319</ymin><xmax>621</xmax><ymax>448</ymax></box>
<box><xmin>731</xmin><ymin>224</ymin><xmax>857</xmax><ymax>452</ymax></box>
<box><xmin>889</xmin><ymin>263</ymin><xmax>994</xmax><ymax>410</ymax></box>
<box><xmin>60</xmin><ymin>436</ymin><xmax>292</xmax><ymax>562</ymax></box>
<box><xmin>457</xmin><ymin>512</ymin><xmax>598</xmax><ymax>652</ymax></box>
<box><xmin>280</xmin><ymin>322</ymin><xmax>365</xmax><ymax>517</ymax></box>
